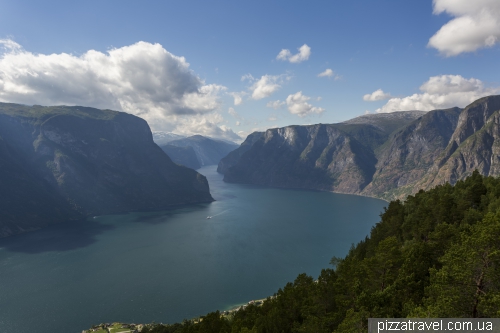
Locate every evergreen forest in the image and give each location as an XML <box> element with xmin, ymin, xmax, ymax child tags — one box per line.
<box><xmin>142</xmin><ymin>171</ymin><xmax>500</xmax><ymax>333</ymax></box>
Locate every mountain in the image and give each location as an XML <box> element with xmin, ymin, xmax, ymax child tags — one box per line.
<box><xmin>219</xmin><ymin>97</ymin><xmax>500</xmax><ymax>200</ymax></box>
<box><xmin>152</xmin><ymin>131</ymin><xmax>186</xmax><ymax>146</ymax></box>
<box><xmin>217</xmin><ymin>131</ymin><xmax>263</xmax><ymax>174</ymax></box>
<box><xmin>220</xmin><ymin>111</ymin><xmax>425</xmax><ymax>195</ymax></box>
<box><xmin>417</xmin><ymin>95</ymin><xmax>500</xmax><ymax>190</ymax></box>
<box><xmin>159</xmin><ymin>145</ymin><xmax>201</xmax><ymax>170</ymax></box>
<box><xmin>222</xmin><ymin>125</ymin><xmax>378</xmax><ymax>193</ymax></box>
<box><xmin>0</xmin><ymin>103</ymin><xmax>213</xmax><ymax>237</ymax></box>
<box><xmin>362</xmin><ymin>107</ymin><xmax>462</xmax><ymax>200</ymax></box>
<box><xmin>160</xmin><ymin>135</ymin><xmax>238</xmax><ymax>168</ymax></box>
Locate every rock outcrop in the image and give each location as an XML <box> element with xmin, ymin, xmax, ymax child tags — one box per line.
<box><xmin>418</xmin><ymin>95</ymin><xmax>500</xmax><ymax>189</ymax></box>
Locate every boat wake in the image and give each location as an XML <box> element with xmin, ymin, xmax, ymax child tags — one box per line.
<box><xmin>206</xmin><ymin>209</ymin><xmax>229</xmax><ymax>220</ymax></box>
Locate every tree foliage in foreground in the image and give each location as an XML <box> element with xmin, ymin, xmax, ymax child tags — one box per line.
<box><xmin>147</xmin><ymin>171</ymin><xmax>500</xmax><ymax>333</ymax></box>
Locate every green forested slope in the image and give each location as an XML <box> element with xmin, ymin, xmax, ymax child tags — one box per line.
<box><xmin>141</xmin><ymin>171</ymin><xmax>500</xmax><ymax>333</ymax></box>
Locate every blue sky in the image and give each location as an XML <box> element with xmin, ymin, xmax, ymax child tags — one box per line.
<box><xmin>1</xmin><ymin>0</ymin><xmax>499</xmax><ymax>141</ymax></box>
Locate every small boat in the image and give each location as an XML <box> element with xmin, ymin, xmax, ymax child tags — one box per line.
<box><xmin>206</xmin><ymin>216</ymin><xmax>212</xmax><ymax>219</ymax></box>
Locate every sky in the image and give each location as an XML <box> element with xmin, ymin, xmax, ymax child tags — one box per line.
<box><xmin>0</xmin><ymin>0</ymin><xmax>499</xmax><ymax>142</ymax></box>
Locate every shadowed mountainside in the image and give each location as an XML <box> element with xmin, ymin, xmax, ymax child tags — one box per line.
<box><xmin>159</xmin><ymin>144</ymin><xmax>201</xmax><ymax>170</ymax></box>
<box><xmin>0</xmin><ymin>103</ymin><xmax>213</xmax><ymax>237</ymax></box>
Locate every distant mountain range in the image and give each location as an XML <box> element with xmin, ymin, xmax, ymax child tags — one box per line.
<box><xmin>0</xmin><ymin>103</ymin><xmax>213</xmax><ymax>237</ymax></box>
<box><xmin>4</xmin><ymin>95</ymin><xmax>499</xmax><ymax>237</ymax></box>
<box><xmin>152</xmin><ymin>131</ymin><xmax>186</xmax><ymax>146</ymax></box>
<box><xmin>157</xmin><ymin>135</ymin><xmax>239</xmax><ymax>170</ymax></box>
<box><xmin>219</xmin><ymin>95</ymin><xmax>500</xmax><ymax>201</ymax></box>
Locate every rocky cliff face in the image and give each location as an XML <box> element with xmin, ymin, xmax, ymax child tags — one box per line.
<box><xmin>219</xmin><ymin>97</ymin><xmax>500</xmax><ymax>200</ymax></box>
<box><xmin>417</xmin><ymin>95</ymin><xmax>500</xmax><ymax>189</ymax></box>
<box><xmin>223</xmin><ymin>124</ymin><xmax>377</xmax><ymax>193</ymax></box>
<box><xmin>220</xmin><ymin>111</ymin><xmax>424</xmax><ymax>195</ymax></box>
<box><xmin>362</xmin><ymin>107</ymin><xmax>461</xmax><ymax>200</ymax></box>
<box><xmin>0</xmin><ymin>103</ymin><xmax>213</xmax><ymax>237</ymax></box>
<box><xmin>217</xmin><ymin>132</ymin><xmax>263</xmax><ymax>174</ymax></box>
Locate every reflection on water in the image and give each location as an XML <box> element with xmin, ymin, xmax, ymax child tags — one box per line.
<box><xmin>0</xmin><ymin>219</ymin><xmax>115</xmax><ymax>254</ymax></box>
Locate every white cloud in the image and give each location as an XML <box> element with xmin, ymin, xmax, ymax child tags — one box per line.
<box><xmin>0</xmin><ymin>39</ymin><xmax>22</xmax><ymax>52</ymax></box>
<box><xmin>276</xmin><ymin>44</ymin><xmax>311</xmax><ymax>63</ymax></box>
<box><xmin>376</xmin><ymin>75</ymin><xmax>500</xmax><ymax>113</ymax></box>
<box><xmin>266</xmin><ymin>100</ymin><xmax>286</xmax><ymax>110</ymax></box>
<box><xmin>429</xmin><ymin>0</ymin><xmax>500</xmax><ymax>56</ymax></box>
<box><xmin>317</xmin><ymin>68</ymin><xmax>341</xmax><ymax>80</ymax></box>
<box><xmin>0</xmin><ymin>39</ymin><xmax>239</xmax><ymax>140</ymax></box>
<box><xmin>228</xmin><ymin>91</ymin><xmax>246</xmax><ymax>105</ymax></box>
<box><xmin>241</xmin><ymin>73</ymin><xmax>254</xmax><ymax>81</ymax></box>
<box><xmin>172</xmin><ymin>112</ymin><xmax>241</xmax><ymax>142</ymax></box>
<box><xmin>242</xmin><ymin>73</ymin><xmax>292</xmax><ymax>100</ymax></box>
<box><xmin>235</xmin><ymin>121</ymin><xmax>240</xmax><ymax>126</ymax></box>
<box><xmin>286</xmin><ymin>91</ymin><xmax>325</xmax><ymax>117</ymax></box>
<box><xmin>243</xmin><ymin>74</ymin><xmax>290</xmax><ymax>100</ymax></box>
<box><xmin>317</xmin><ymin>68</ymin><xmax>333</xmax><ymax>77</ymax></box>
<box><xmin>363</xmin><ymin>89</ymin><xmax>392</xmax><ymax>101</ymax></box>
<box><xmin>228</xmin><ymin>107</ymin><xmax>241</xmax><ymax>119</ymax></box>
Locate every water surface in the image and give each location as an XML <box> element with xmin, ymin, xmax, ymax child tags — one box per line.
<box><xmin>0</xmin><ymin>165</ymin><xmax>386</xmax><ymax>333</ymax></box>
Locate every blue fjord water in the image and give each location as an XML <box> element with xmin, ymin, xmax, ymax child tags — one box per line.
<box><xmin>0</xmin><ymin>165</ymin><xmax>386</xmax><ymax>333</ymax></box>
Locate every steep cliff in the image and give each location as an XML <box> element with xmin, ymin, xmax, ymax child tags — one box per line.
<box><xmin>217</xmin><ymin>132</ymin><xmax>264</xmax><ymax>174</ymax></box>
<box><xmin>420</xmin><ymin>95</ymin><xmax>500</xmax><ymax>189</ymax></box>
<box><xmin>219</xmin><ymin>97</ymin><xmax>500</xmax><ymax>201</ymax></box>
<box><xmin>223</xmin><ymin>124</ymin><xmax>377</xmax><ymax>193</ymax></box>
<box><xmin>362</xmin><ymin>107</ymin><xmax>461</xmax><ymax>199</ymax></box>
<box><xmin>220</xmin><ymin>111</ymin><xmax>424</xmax><ymax>195</ymax></box>
<box><xmin>0</xmin><ymin>103</ymin><xmax>213</xmax><ymax>237</ymax></box>
<box><xmin>160</xmin><ymin>144</ymin><xmax>201</xmax><ymax>170</ymax></box>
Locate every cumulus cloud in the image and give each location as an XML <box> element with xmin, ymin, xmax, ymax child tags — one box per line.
<box><xmin>429</xmin><ymin>0</ymin><xmax>500</xmax><ymax>56</ymax></box>
<box><xmin>317</xmin><ymin>68</ymin><xmax>341</xmax><ymax>80</ymax></box>
<box><xmin>318</xmin><ymin>69</ymin><xmax>333</xmax><ymax>77</ymax></box>
<box><xmin>228</xmin><ymin>91</ymin><xmax>246</xmax><ymax>105</ymax></box>
<box><xmin>286</xmin><ymin>91</ymin><xmax>325</xmax><ymax>117</ymax></box>
<box><xmin>266</xmin><ymin>100</ymin><xmax>286</xmax><ymax>110</ymax></box>
<box><xmin>0</xmin><ymin>39</ymin><xmax>240</xmax><ymax>140</ymax></box>
<box><xmin>228</xmin><ymin>107</ymin><xmax>241</xmax><ymax>119</ymax></box>
<box><xmin>172</xmin><ymin>112</ymin><xmax>241</xmax><ymax>142</ymax></box>
<box><xmin>376</xmin><ymin>75</ymin><xmax>500</xmax><ymax>113</ymax></box>
<box><xmin>0</xmin><ymin>39</ymin><xmax>22</xmax><ymax>52</ymax></box>
<box><xmin>242</xmin><ymin>74</ymin><xmax>290</xmax><ymax>100</ymax></box>
<box><xmin>363</xmin><ymin>89</ymin><xmax>392</xmax><ymax>101</ymax></box>
<box><xmin>276</xmin><ymin>44</ymin><xmax>311</xmax><ymax>63</ymax></box>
